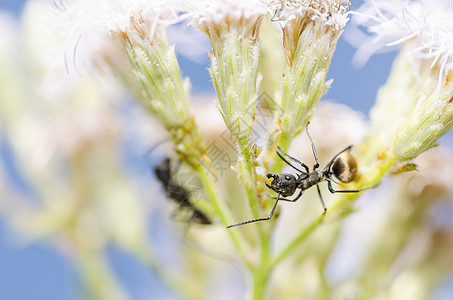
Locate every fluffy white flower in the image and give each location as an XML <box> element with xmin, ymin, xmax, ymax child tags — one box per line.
<box><xmin>186</xmin><ymin>0</ymin><xmax>267</xmax><ymax>44</ymax></box>
<box><xmin>56</xmin><ymin>0</ymin><xmax>186</xmax><ymax>32</ymax></box>
<box><xmin>350</xmin><ymin>0</ymin><xmax>453</xmax><ymax>76</ymax></box>
<box><xmin>266</xmin><ymin>0</ymin><xmax>350</xmax><ymax>30</ymax></box>
<box><xmin>55</xmin><ymin>0</ymin><xmax>187</xmax><ymax>72</ymax></box>
<box><xmin>183</xmin><ymin>0</ymin><xmax>267</xmax><ymax>143</ymax></box>
<box><xmin>352</xmin><ymin>0</ymin><xmax>453</xmax><ymax>162</ymax></box>
<box><xmin>262</xmin><ymin>0</ymin><xmax>350</xmax><ymax>151</ymax></box>
<box><xmin>187</xmin><ymin>0</ymin><xmax>267</xmax><ymax>23</ymax></box>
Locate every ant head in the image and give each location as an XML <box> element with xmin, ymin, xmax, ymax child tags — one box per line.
<box><xmin>331</xmin><ymin>152</ymin><xmax>358</xmax><ymax>183</ymax></box>
<box><xmin>266</xmin><ymin>173</ymin><xmax>298</xmax><ymax>197</ymax></box>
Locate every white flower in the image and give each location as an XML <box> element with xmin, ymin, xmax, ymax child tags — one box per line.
<box><xmin>267</xmin><ymin>0</ymin><xmax>350</xmax><ymax>30</ymax></box>
<box><xmin>56</xmin><ymin>0</ymin><xmax>187</xmax><ymax>35</ymax></box>
<box><xmin>188</xmin><ymin>0</ymin><xmax>267</xmax><ymax>34</ymax></box>
<box><xmin>350</xmin><ymin>0</ymin><xmax>453</xmax><ymax>82</ymax></box>
<box><xmin>351</xmin><ymin>0</ymin><xmax>453</xmax><ymax>162</ymax></box>
<box><xmin>186</xmin><ymin>0</ymin><xmax>267</xmax><ymax>143</ymax></box>
<box><xmin>55</xmin><ymin>0</ymin><xmax>187</xmax><ymax>72</ymax></box>
<box><xmin>263</xmin><ymin>0</ymin><xmax>350</xmax><ymax>155</ymax></box>
<box><xmin>56</xmin><ymin>0</ymin><xmax>208</xmax><ymax>168</ymax></box>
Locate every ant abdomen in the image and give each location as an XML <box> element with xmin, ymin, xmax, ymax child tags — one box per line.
<box><xmin>331</xmin><ymin>152</ymin><xmax>358</xmax><ymax>183</ymax></box>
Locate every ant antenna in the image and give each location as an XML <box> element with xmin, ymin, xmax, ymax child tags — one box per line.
<box><xmin>305</xmin><ymin>122</ymin><xmax>320</xmax><ymax>170</ymax></box>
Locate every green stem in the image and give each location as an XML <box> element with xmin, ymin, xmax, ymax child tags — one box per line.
<box><xmin>238</xmin><ymin>139</ymin><xmax>276</xmax><ymax>278</ymax></box>
<box><xmin>237</xmin><ymin>139</ymin><xmax>275</xmax><ymax>300</ymax></box>
<box><xmin>196</xmin><ymin>165</ymin><xmax>253</xmax><ymax>270</ymax></box>
<box><xmin>251</xmin><ymin>217</ymin><xmax>273</xmax><ymax>300</ymax></box>
<box><xmin>246</xmin><ymin>129</ymin><xmax>296</xmax><ymax>300</ymax></box>
<box><xmin>238</xmin><ymin>139</ymin><xmax>259</xmax><ymax>217</ymax></box>
<box><xmin>238</xmin><ymin>139</ymin><xmax>266</xmax><ymax>235</ymax></box>
<box><xmin>270</xmin><ymin>133</ymin><xmax>291</xmax><ymax>173</ymax></box>
<box><xmin>251</xmin><ymin>263</ymin><xmax>273</xmax><ymax>300</ymax></box>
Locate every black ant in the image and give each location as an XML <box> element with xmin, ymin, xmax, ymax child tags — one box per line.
<box><xmin>154</xmin><ymin>157</ymin><xmax>243</xmax><ymax>267</ymax></box>
<box><xmin>227</xmin><ymin>124</ymin><xmax>362</xmax><ymax>228</ymax></box>
<box><xmin>154</xmin><ymin>157</ymin><xmax>212</xmax><ymax>225</ymax></box>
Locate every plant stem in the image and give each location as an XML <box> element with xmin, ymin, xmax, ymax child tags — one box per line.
<box><xmin>195</xmin><ymin>164</ymin><xmax>252</xmax><ymax>270</ymax></box>
<box><xmin>238</xmin><ymin>139</ymin><xmax>260</xmax><ymax>218</ymax></box>
<box><xmin>238</xmin><ymin>139</ymin><xmax>268</xmax><ymax>239</ymax></box>
<box><xmin>251</xmin><ymin>262</ymin><xmax>272</xmax><ymax>300</ymax></box>
<box><xmin>237</xmin><ymin>138</ymin><xmax>276</xmax><ymax>300</ymax></box>
<box><xmin>270</xmin><ymin>133</ymin><xmax>291</xmax><ymax>173</ymax></box>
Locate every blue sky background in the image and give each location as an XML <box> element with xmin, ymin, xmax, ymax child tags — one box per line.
<box><xmin>0</xmin><ymin>3</ymin><xmax>76</xmax><ymax>300</ymax></box>
<box><xmin>0</xmin><ymin>0</ymin><xmax>28</xmax><ymax>16</ymax></box>
<box><xmin>0</xmin><ymin>1</ymin><xmax>403</xmax><ymax>300</ymax></box>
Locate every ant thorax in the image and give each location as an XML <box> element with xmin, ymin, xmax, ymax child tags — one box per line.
<box><xmin>298</xmin><ymin>172</ymin><xmax>323</xmax><ymax>190</ymax></box>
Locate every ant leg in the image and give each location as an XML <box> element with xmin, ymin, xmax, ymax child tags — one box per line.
<box><xmin>305</xmin><ymin>122</ymin><xmax>320</xmax><ymax>170</ymax></box>
<box><xmin>260</xmin><ymin>191</ymin><xmax>301</xmax><ymax>202</ymax></box>
<box><xmin>227</xmin><ymin>193</ymin><xmax>282</xmax><ymax>228</ymax></box>
<box><xmin>316</xmin><ymin>184</ymin><xmax>327</xmax><ymax>213</ymax></box>
<box><xmin>327</xmin><ymin>180</ymin><xmax>362</xmax><ymax>194</ymax></box>
<box><xmin>276</xmin><ymin>190</ymin><xmax>303</xmax><ymax>202</ymax></box>
<box><xmin>277</xmin><ymin>147</ymin><xmax>309</xmax><ymax>173</ymax></box>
